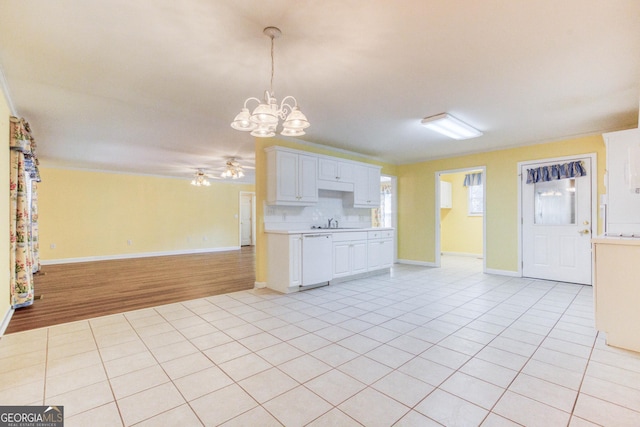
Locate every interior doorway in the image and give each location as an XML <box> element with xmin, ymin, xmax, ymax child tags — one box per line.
<box><xmin>239</xmin><ymin>192</ymin><xmax>255</xmax><ymax>247</ymax></box>
<box><xmin>435</xmin><ymin>167</ymin><xmax>486</xmax><ymax>271</ymax></box>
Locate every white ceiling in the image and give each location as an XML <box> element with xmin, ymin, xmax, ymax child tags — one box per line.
<box><xmin>1</xmin><ymin>0</ymin><xmax>638</xmax><ymax>183</ymax></box>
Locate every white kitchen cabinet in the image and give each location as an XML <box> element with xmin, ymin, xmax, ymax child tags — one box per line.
<box><xmin>318</xmin><ymin>157</ymin><xmax>355</xmax><ymax>183</ymax></box>
<box><xmin>266</xmin><ymin>233</ymin><xmax>302</xmax><ymax>293</ymax></box>
<box><xmin>440</xmin><ymin>180</ymin><xmax>452</xmax><ymax>209</ymax></box>
<box><xmin>332</xmin><ymin>232</ymin><xmax>368</xmax><ymax>278</ymax></box>
<box><xmin>593</xmin><ymin>237</ymin><xmax>640</xmax><ymax>352</ymax></box>
<box><xmin>266</xmin><ymin>147</ymin><xmax>318</xmax><ymax>206</ymax></box>
<box><xmin>348</xmin><ymin>164</ymin><xmax>381</xmax><ymax>208</ymax></box>
<box><xmin>367</xmin><ymin>230</ymin><xmax>394</xmax><ymax>271</ymax></box>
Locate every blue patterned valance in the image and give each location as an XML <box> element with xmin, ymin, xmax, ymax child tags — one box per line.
<box><xmin>463</xmin><ymin>172</ymin><xmax>482</xmax><ymax>187</ymax></box>
<box><xmin>526</xmin><ymin>161</ymin><xmax>586</xmax><ymax>184</ymax></box>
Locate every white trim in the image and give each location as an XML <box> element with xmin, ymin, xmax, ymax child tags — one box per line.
<box><xmin>39</xmin><ymin>162</ymin><xmax>256</xmax><ymax>185</ymax></box>
<box><xmin>441</xmin><ymin>251</ymin><xmax>483</xmax><ymax>258</ymax></box>
<box><xmin>40</xmin><ymin>246</ymin><xmax>241</xmax><ymax>265</ymax></box>
<box><xmin>435</xmin><ymin>167</ymin><xmax>487</xmax><ymax>273</ymax></box>
<box><xmin>381</xmin><ymin>174</ymin><xmax>398</xmax><ymax>263</ymax></box>
<box><xmin>254</xmin><ymin>281</ymin><xmax>267</xmax><ymax>289</ymax></box>
<box><xmin>517</xmin><ymin>153</ymin><xmax>597</xmax><ymax>282</ymax></box>
<box><xmin>239</xmin><ymin>191</ymin><xmax>256</xmax><ymax>247</ymax></box>
<box><xmin>397</xmin><ymin>259</ymin><xmax>437</xmax><ymax>267</ymax></box>
<box><xmin>484</xmin><ymin>268</ymin><xmax>520</xmax><ymax>277</ymax></box>
<box><xmin>0</xmin><ymin>308</ymin><xmax>14</xmax><ymax>337</ymax></box>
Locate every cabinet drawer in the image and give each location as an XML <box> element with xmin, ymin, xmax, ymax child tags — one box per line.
<box><xmin>367</xmin><ymin>230</ymin><xmax>394</xmax><ymax>240</ymax></box>
<box><xmin>332</xmin><ymin>231</ymin><xmax>368</xmax><ymax>242</ymax></box>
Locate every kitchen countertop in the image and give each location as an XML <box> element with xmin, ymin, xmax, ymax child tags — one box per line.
<box><xmin>265</xmin><ymin>227</ymin><xmax>394</xmax><ymax>235</ymax></box>
<box><xmin>592</xmin><ymin>235</ymin><xmax>640</xmax><ymax>245</ymax></box>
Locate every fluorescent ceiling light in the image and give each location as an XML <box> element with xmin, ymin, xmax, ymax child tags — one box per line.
<box><xmin>421</xmin><ymin>113</ymin><xmax>483</xmax><ymax>140</ymax></box>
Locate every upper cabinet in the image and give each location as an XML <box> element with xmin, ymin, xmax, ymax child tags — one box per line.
<box><xmin>266</xmin><ymin>147</ymin><xmax>318</xmax><ymax>206</ymax></box>
<box><xmin>350</xmin><ymin>164</ymin><xmax>381</xmax><ymax>208</ymax></box>
<box><xmin>265</xmin><ymin>146</ymin><xmax>382</xmax><ymax>208</ymax></box>
<box><xmin>318</xmin><ymin>157</ymin><xmax>355</xmax><ymax>191</ymax></box>
<box><xmin>440</xmin><ymin>181</ymin><xmax>452</xmax><ymax>209</ymax></box>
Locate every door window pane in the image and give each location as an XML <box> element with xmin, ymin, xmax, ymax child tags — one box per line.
<box><xmin>534</xmin><ymin>179</ymin><xmax>576</xmax><ymax>225</ymax></box>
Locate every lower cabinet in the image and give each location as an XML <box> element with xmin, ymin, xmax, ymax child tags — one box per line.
<box><xmin>266</xmin><ymin>229</ymin><xmax>395</xmax><ymax>293</ymax></box>
<box><xmin>333</xmin><ymin>237</ymin><xmax>368</xmax><ymax>278</ymax></box>
<box><xmin>266</xmin><ymin>233</ymin><xmax>302</xmax><ymax>293</ymax></box>
<box><xmin>367</xmin><ymin>230</ymin><xmax>394</xmax><ymax>270</ymax></box>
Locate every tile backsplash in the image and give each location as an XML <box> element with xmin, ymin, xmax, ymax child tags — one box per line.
<box><xmin>264</xmin><ymin>190</ymin><xmax>373</xmax><ymax>231</ymax></box>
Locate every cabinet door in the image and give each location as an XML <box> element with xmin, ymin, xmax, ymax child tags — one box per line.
<box><xmin>353</xmin><ymin>165</ymin><xmax>370</xmax><ymax>206</ymax></box>
<box><xmin>353</xmin><ymin>165</ymin><xmax>380</xmax><ymax>207</ymax></box>
<box><xmin>338</xmin><ymin>162</ymin><xmax>355</xmax><ymax>183</ymax></box>
<box><xmin>276</xmin><ymin>151</ymin><xmax>300</xmax><ymax>203</ymax></box>
<box><xmin>440</xmin><ymin>181</ymin><xmax>452</xmax><ymax>209</ymax></box>
<box><xmin>380</xmin><ymin>238</ymin><xmax>394</xmax><ymax>268</ymax></box>
<box><xmin>367</xmin><ymin>167</ymin><xmax>381</xmax><ymax>206</ymax></box>
<box><xmin>368</xmin><ymin>240</ymin><xmax>381</xmax><ymax>270</ymax></box>
<box><xmin>352</xmin><ymin>241</ymin><xmax>368</xmax><ymax>275</ymax></box>
<box><xmin>333</xmin><ymin>242</ymin><xmax>351</xmax><ymax>278</ymax></box>
<box><xmin>298</xmin><ymin>154</ymin><xmax>318</xmax><ymax>203</ymax></box>
<box><xmin>318</xmin><ymin>158</ymin><xmax>339</xmax><ymax>181</ymax></box>
<box><xmin>289</xmin><ymin>235</ymin><xmax>302</xmax><ymax>287</ymax></box>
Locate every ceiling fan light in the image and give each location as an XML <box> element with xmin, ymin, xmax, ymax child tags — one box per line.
<box><xmin>283</xmin><ymin>108</ymin><xmax>310</xmax><ymax>130</ymax></box>
<box><xmin>421</xmin><ymin>113</ymin><xmax>482</xmax><ymax>140</ymax></box>
<box><xmin>230</xmin><ymin>108</ymin><xmax>257</xmax><ymax>131</ymax></box>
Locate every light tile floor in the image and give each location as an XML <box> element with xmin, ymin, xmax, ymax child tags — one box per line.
<box><xmin>2</xmin><ymin>256</ymin><xmax>640</xmax><ymax>426</ymax></box>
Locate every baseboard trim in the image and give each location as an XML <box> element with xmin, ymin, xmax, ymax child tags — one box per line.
<box><xmin>254</xmin><ymin>281</ymin><xmax>267</xmax><ymax>289</ymax></box>
<box><xmin>441</xmin><ymin>251</ymin><xmax>483</xmax><ymax>258</ymax></box>
<box><xmin>397</xmin><ymin>259</ymin><xmax>438</xmax><ymax>267</ymax></box>
<box><xmin>485</xmin><ymin>268</ymin><xmax>520</xmax><ymax>277</ymax></box>
<box><xmin>0</xmin><ymin>307</ymin><xmax>14</xmax><ymax>337</ymax></box>
<box><xmin>41</xmin><ymin>246</ymin><xmax>241</xmax><ymax>265</ymax></box>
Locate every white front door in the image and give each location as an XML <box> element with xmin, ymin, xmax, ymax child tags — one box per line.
<box><xmin>521</xmin><ymin>157</ymin><xmax>593</xmax><ymax>285</ymax></box>
<box><xmin>240</xmin><ymin>193</ymin><xmax>253</xmax><ymax>246</ymax></box>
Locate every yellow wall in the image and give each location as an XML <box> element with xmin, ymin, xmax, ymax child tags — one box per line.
<box><xmin>440</xmin><ymin>171</ymin><xmax>483</xmax><ymax>256</ymax></box>
<box><xmin>254</xmin><ymin>138</ymin><xmax>397</xmax><ymax>284</ymax></box>
<box><xmin>38</xmin><ymin>167</ymin><xmax>254</xmax><ymax>261</ymax></box>
<box><xmin>0</xmin><ymin>92</ymin><xmax>11</xmax><ymax>318</ymax></box>
<box><xmin>398</xmin><ymin>135</ymin><xmax>606</xmax><ymax>272</ymax></box>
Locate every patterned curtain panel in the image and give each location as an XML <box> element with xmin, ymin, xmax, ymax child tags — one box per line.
<box><xmin>463</xmin><ymin>172</ymin><xmax>482</xmax><ymax>187</ymax></box>
<box><xmin>31</xmin><ymin>181</ymin><xmax>40</xmax><ymax>273</ymax></box>
<box><xmin>9</xmin><ymin>117</ymin><xmax>40</xmax><ymax>309</ymax></box>
<box><xmin>526</xmin><ymin>161</ymin><xmax>586</xmax><ymax>184</ymax></box>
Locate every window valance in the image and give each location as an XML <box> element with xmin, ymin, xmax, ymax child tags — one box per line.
<box><xmin>463</xmin><ymin>172</ymin><xmax>482</xmax><ymax>187</ymax></box>
<box><xmin>10</xmin><ymin>116</ymin><xmax>41</xmax><ymax>182</ymax></box>
<box><xmin>526</xmin><ymin>161</ymin><xmax>586</xmax><ymax>184</ymax></box>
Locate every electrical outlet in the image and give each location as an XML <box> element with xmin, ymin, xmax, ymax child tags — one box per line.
<box><xmin>127</xmin><ymin>240</ymin><xmax>132</xmax><ymax>246</ymax></box>
<box><xmin>202</xmin><ymin>236</ymin><xmax>208</xmax><ymax>241</ymax></box>
<box><xmin>50</xmin><ymin>243</ymin><xmax>56</xmax><ymax>249</ymax></box>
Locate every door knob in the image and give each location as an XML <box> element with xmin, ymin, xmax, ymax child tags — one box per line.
<box><xmin>578</xmin><ymin>229</ymin><xmax>590</xmax><ymax>235</ymax></box>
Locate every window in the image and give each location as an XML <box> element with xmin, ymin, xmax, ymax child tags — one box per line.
<box><xmin>468</xmin><ymin>184</ymin><xmax>483</xmax><ymax>216</ymax></box>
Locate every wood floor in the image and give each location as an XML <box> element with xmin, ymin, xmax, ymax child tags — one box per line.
<box><xmin>5</xmin><ymin>247</ymin><xmax>255</xmax><ymax>334</ymax></box>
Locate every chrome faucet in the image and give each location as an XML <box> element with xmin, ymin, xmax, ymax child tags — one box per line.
<box><xmin>328</xmin><ymin>218</ymin><xmax>334</xmax><ymax>228</ymax></box>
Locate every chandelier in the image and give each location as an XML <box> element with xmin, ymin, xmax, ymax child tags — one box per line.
<box><xmin>231</xmin><ymin>27</ymin><xmax>310</xmax><ymax>138</ymax></box>
<box><xmin>221</xmin><ymin>158</ymin><xmax>245</xmax><ymax>179</ymax></box>
<box><xmin>191</xmin><ymin>169</ymin><xmax>211</xmax><ymax>186</ymax></box>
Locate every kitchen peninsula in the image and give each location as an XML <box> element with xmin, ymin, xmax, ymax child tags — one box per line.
<box><xmin>265</xmin><ymin>228</ymin><xmax>394</xmax><ymax>294</ymax></box>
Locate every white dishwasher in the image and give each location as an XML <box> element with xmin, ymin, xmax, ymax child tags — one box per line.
<box><xmin>301</xmin><ymin>233</ymin><xmax>333</xmax><ymax>288</ymax></box>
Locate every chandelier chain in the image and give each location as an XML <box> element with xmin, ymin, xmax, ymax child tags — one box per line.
<box><xmin>270</xmin><ymin>34</ymin><xmax>275</xmax><ymax>94</ymax></box>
